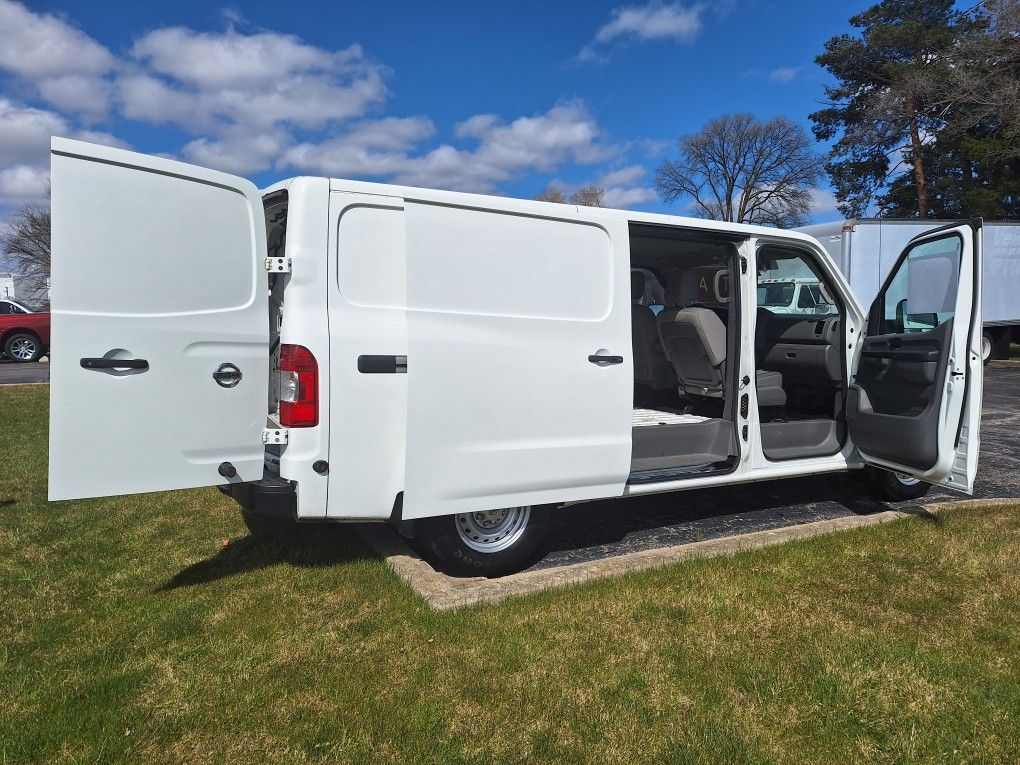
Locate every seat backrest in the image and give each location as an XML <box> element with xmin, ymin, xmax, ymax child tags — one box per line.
<box><xmin>631</xmin><ymin>271</ymin><xmax>675</xmax><ymax>390</ymax></box>
<box><xmin>658</xmin><ymin>306</ymin><xmax>727</xmax><ymax>393</ymax></box>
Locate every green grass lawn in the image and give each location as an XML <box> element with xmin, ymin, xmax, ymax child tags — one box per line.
<box><xmin>3</xmin><ymin>384</ymin><xmax>1020</xmax><ymax>764</ymax></box>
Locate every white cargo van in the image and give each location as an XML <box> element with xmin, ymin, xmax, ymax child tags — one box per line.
<box><xmin>47</xmin><ymin>138</ymin><xmax>984</xmax><ymax>576</ymax></box>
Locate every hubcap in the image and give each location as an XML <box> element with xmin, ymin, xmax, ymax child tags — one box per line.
<box><xmin>894</xmin><ymin>472</ymin><xmax>920</xmax><ymax>486</ymax></box>
<box><xmin>981</xmin><ymin>335</ymin><xmax>991</xmax><ymax>361</ymax></box>
<box><xmin>455</xmin><ymin>506</ymin><xmax>531</xmax><ymax>553</ymax></box>
<box><xmin>10</xmin><ymin>337</ymin><xmax>36</xmax><ymax>360</ymax></box>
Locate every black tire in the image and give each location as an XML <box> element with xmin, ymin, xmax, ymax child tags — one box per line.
<box><xmin>241</xmin><ymin>507</ymin><xmax>296</xmax><ymax>536</ymax></box>
<box><xmin>863</xmin><ymin>466</ymin><xmax>932</xmax><ymax>502</ymax></box>
<box><xmin>3</xmin><ymin>331</ymin><xmax>43</xmax><ymax>363</ymax></box>
<box><xmin>414</xmin><ymin>505</ymin><xmax>551</xmax><ymax>577</ymax></box>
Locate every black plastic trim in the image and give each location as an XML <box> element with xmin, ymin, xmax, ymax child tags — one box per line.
<box><xmin>81</xmin><ymin>357</ymin><xmax>148</xmax><ymax>370</ymax></box>
<box><xmin>218</xmin><ymin>475</ymin><xmax>296</xmax><ymax>518</ymax></box>
<box><xmin>358</xmin><ymin>354</ymin><xmax>407</xmax><ymax>373</ymax></box>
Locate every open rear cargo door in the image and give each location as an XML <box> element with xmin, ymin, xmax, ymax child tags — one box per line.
<box><xmin>48</xmin><ymin>138</ymin><xmax>269</xmax><ymax>500</ymax></box>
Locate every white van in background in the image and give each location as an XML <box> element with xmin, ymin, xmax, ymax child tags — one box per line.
<box><xmin>47</xmin><ymin>139</ymin><xmax>984</xmax><ymax>576</ymax></box>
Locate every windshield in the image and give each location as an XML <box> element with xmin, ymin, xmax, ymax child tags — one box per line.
<box><xmin>757</xmin><ymin>283</ymin><xmax>795</xmax><ymax>306</ymax></box>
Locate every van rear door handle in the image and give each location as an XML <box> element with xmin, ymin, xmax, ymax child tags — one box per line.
<box><xmin>588</xmin><ymin>354</ymin><xmax>624</xmax><ymax>365</ymax></box>
<box><xmin>81</xmin><ymin>357</ymin><xmax>149</xmax><ymax>370</ymax></box>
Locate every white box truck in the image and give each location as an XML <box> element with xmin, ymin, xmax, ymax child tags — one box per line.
<box><xmin>799</xmin><ymin>219</ymin><xmax>1019</xmax><ymax>361</ymax></box>
<box><xmin>46</xmin><ymin>138</ymin><xmax>984</xmax><ymax>576</ymax></box>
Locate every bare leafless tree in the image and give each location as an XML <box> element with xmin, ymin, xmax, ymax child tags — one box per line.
<box><xmin>535</xmin><ymin>183</ymin><xmax>607</xmax><ymax>207</ymax></box>
<box><xmin>535</xmin><ymin>185</ymin><xmax>568</xmax><ymax>203</ymax></box>
<box><xmin>569</xmin><ymin>184</ymin><xmax>607</xmax><ymax>207</ymax></box>
<box><xmin>1</xmin><ymin>192</ymin><xmax>51</xmax><ymax>308</ymax></box>
<box><xmin>655</xmin><ymin>113</ymin><xmax>823</xmax><ymax>227</ymax></box>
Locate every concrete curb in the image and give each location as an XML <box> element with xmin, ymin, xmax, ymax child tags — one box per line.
<box><xmin>358</xmin><ymin>497</ymin><xmax>1013</xmax><ymax>611</ymax></box>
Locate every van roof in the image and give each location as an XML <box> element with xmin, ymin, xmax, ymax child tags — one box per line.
<box><xmin>260</xmin><ymin>175</ymin><xmax>825</xmax><ymax>247</ymax></box>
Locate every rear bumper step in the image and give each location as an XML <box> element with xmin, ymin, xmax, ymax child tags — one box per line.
<box><xmin>218</xmin><ymin>475</ymin><xmax>296</xmax><ymax>518</ymax></box>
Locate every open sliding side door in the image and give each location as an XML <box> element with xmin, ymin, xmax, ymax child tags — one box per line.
<box><xmin>846</xmin><ymin>221</ymin><xmax>982</xmax><ymax>493</ymax></box>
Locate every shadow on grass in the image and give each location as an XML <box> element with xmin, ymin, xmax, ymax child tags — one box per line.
<box><xmin>158</xmin><ymin>523</ymin><xmax>377</xmax><ymax>591</ymax></box>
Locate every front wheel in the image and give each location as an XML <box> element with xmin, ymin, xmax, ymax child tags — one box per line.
<box><xmin>863</xmin><ymin>466</ymin><xmax>932</xmax><ymax>502</ymax></box>
<box><xmin>415</xmin><ymin>505</ymin><xmax>551</xmax><ymax>577</ymax></box>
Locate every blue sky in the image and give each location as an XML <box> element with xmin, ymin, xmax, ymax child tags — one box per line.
<box><xmin>0</xmin><ymin>0</ymin><xmax>875</xmax><ymax>227</ymax></box>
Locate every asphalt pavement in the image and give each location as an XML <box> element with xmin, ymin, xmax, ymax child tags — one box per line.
<box><xmin>0</xmin><ymin>360</ymin><xmax>49</xmax><ymax>384</ymax></box>
<box><xmin>530</xmin><ymin>363</ymin><xmax>1020</xmax><ymax>571</ymax></box>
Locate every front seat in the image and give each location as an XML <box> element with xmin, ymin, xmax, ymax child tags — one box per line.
<box><xmin>631</xmin><ymin>271</ymin><xmax>676</xmax><ymax>390</ymax></box>
<box><xmin>658</xmin><ymin>292</ymin><xmax>787</xmax><ymax>406</ymax></box>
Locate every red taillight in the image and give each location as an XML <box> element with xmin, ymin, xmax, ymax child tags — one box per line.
<box><xmin>279</xmin><ymin>344</ymin><xmax>318</xmax><ymax>427</ymax></box>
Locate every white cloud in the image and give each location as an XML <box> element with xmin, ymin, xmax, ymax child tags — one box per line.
<box><xmin>579</xmin><ymin>2</ymin><xmax>704</xmax><ymax>61</ymax></box>
<box><xmin>122</xmin><ymin>28</ymin><xmax>388</xmax><ymax>134</ymax></box>
<box><xmin>0</xmin><ymin>164</ymin><xmax>50</xmax><ymax>204</ymax></box>
<box><xmin>0</xmin><ymin>98</ymin><xmax>128</xmax><ymax>203</ymax></box>
<box><xmin>769</xmin><ymin>66</ymin><xmax>801</xmax><ymax>83</ymax></box>
<box><xmin>808</xmin><ymin>188</ymin><xmax>838</xmax><ymax>216</ymax></box>
<box><xmin>597</xmin><ymin>165</ymin><xmax>656</xmax><ymax>208</ymax></box>
<box><xmin>0</xmin><ymin>1</ymin><xmax>114</xmax><ymax>80</ymax></box>
<box><xmin>0</xmin><ymin>99</ymin><xmax>69</xmax><ymax>165</ymax></box>
<box><xmin>182</xmin><ymin>128</ymin><xmax>291</xmax><ymax>176</ymax></box>
<box><xmin>599</xmin><ymin>164</ymin><xmax>645</xmax><ymax>187</ymax></box>
<box><xmin>284</xmin><ymin>102</ymin><xmax>612</xmax><ymax>194</ymax></box>
<box><xmin>0</xmin><ymin>0</ymin><xmax>116</xmax><ymax>116</ymax></box>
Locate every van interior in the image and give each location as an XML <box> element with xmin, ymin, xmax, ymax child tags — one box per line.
<box><xmin>627</xmin><ymin>224</ymin><xmax>847</xmax><ymax>481</ymax></box>
<box><xmin>754</xmin><ymin>246</ymin><xmax>846</xmax><ymax>461</ymax></box>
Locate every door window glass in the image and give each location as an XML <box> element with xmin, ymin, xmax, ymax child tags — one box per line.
<box><xmin>879</xmin><ymin>235</ymin><xmax>961</xmax><ymax>333</ymax></box>
<box><xmin>0</xmin><ymin>302</ymin><xmax>11</xmax><ymax>314</ymax></box>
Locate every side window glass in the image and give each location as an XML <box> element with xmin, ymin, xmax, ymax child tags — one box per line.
<box><xmin>0</xmin><ymin>302</ymin><xmax>11</xmax><ymax>315</ymax></box>
<box><xmin>757</xmin><ymin>248</ymin><xmax>839</xmax><ymax>317</ymax></box>
<box><xmin>879</xmin><ymin>235</ymin><xmax>961</xmax><ymax>334</ymax></box>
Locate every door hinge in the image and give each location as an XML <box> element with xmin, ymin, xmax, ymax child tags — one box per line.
<box><xmin>262</xmin><ymin>427</ymin><xmax>289</xmax><ymax>444</ymax></box>
<box><xmin>265</xmin><ymin>256</ymin><xmax>291</xmax><ymax>273</ymax></box>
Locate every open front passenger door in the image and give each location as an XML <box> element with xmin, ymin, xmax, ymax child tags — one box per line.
<box><xmin>847</xmin><ymin>222</ymin><xmax>982</xmax><ymax>493</ymax></box>
<box><xmin>48</xmin><ymin>138</ymin><xmax>269</xmax><ymax>500</ymax></box>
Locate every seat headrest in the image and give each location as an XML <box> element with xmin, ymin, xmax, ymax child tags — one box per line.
<box><xmin>631</xmin><ymin>270</ymin><xmax>646</xmax><ymax>301</ymax></box>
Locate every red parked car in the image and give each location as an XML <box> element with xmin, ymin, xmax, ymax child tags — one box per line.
<box><xmin>0</xmin><ymin>299</ymin><xmax>50</xmax><ymax>362</ymax></box>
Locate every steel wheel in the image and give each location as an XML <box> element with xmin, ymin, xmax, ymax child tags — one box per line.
<box><xmin>893</xmin><ymin>472</ymin><xmax>920</xmax><ymax>486</ymax></box>
<box><xmin>981</xmin><ymin>333</ymin><xmax>992</xmax><ymax>362</ymax></box>
<box><xmin>455</xmin><ymin>506</ymin><xmax>531</xmax><ymax>553</ymax></box>
<box><xmin>10</xmin><ymin>336</ymin><xmax>38</xmax><ymax>361</ymax></box>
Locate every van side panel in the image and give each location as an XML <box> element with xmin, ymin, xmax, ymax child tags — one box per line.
<box><xmin>326</xmin><ymin>194</ymin><xmax>409</xmax><ymax>519</ymax></box>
